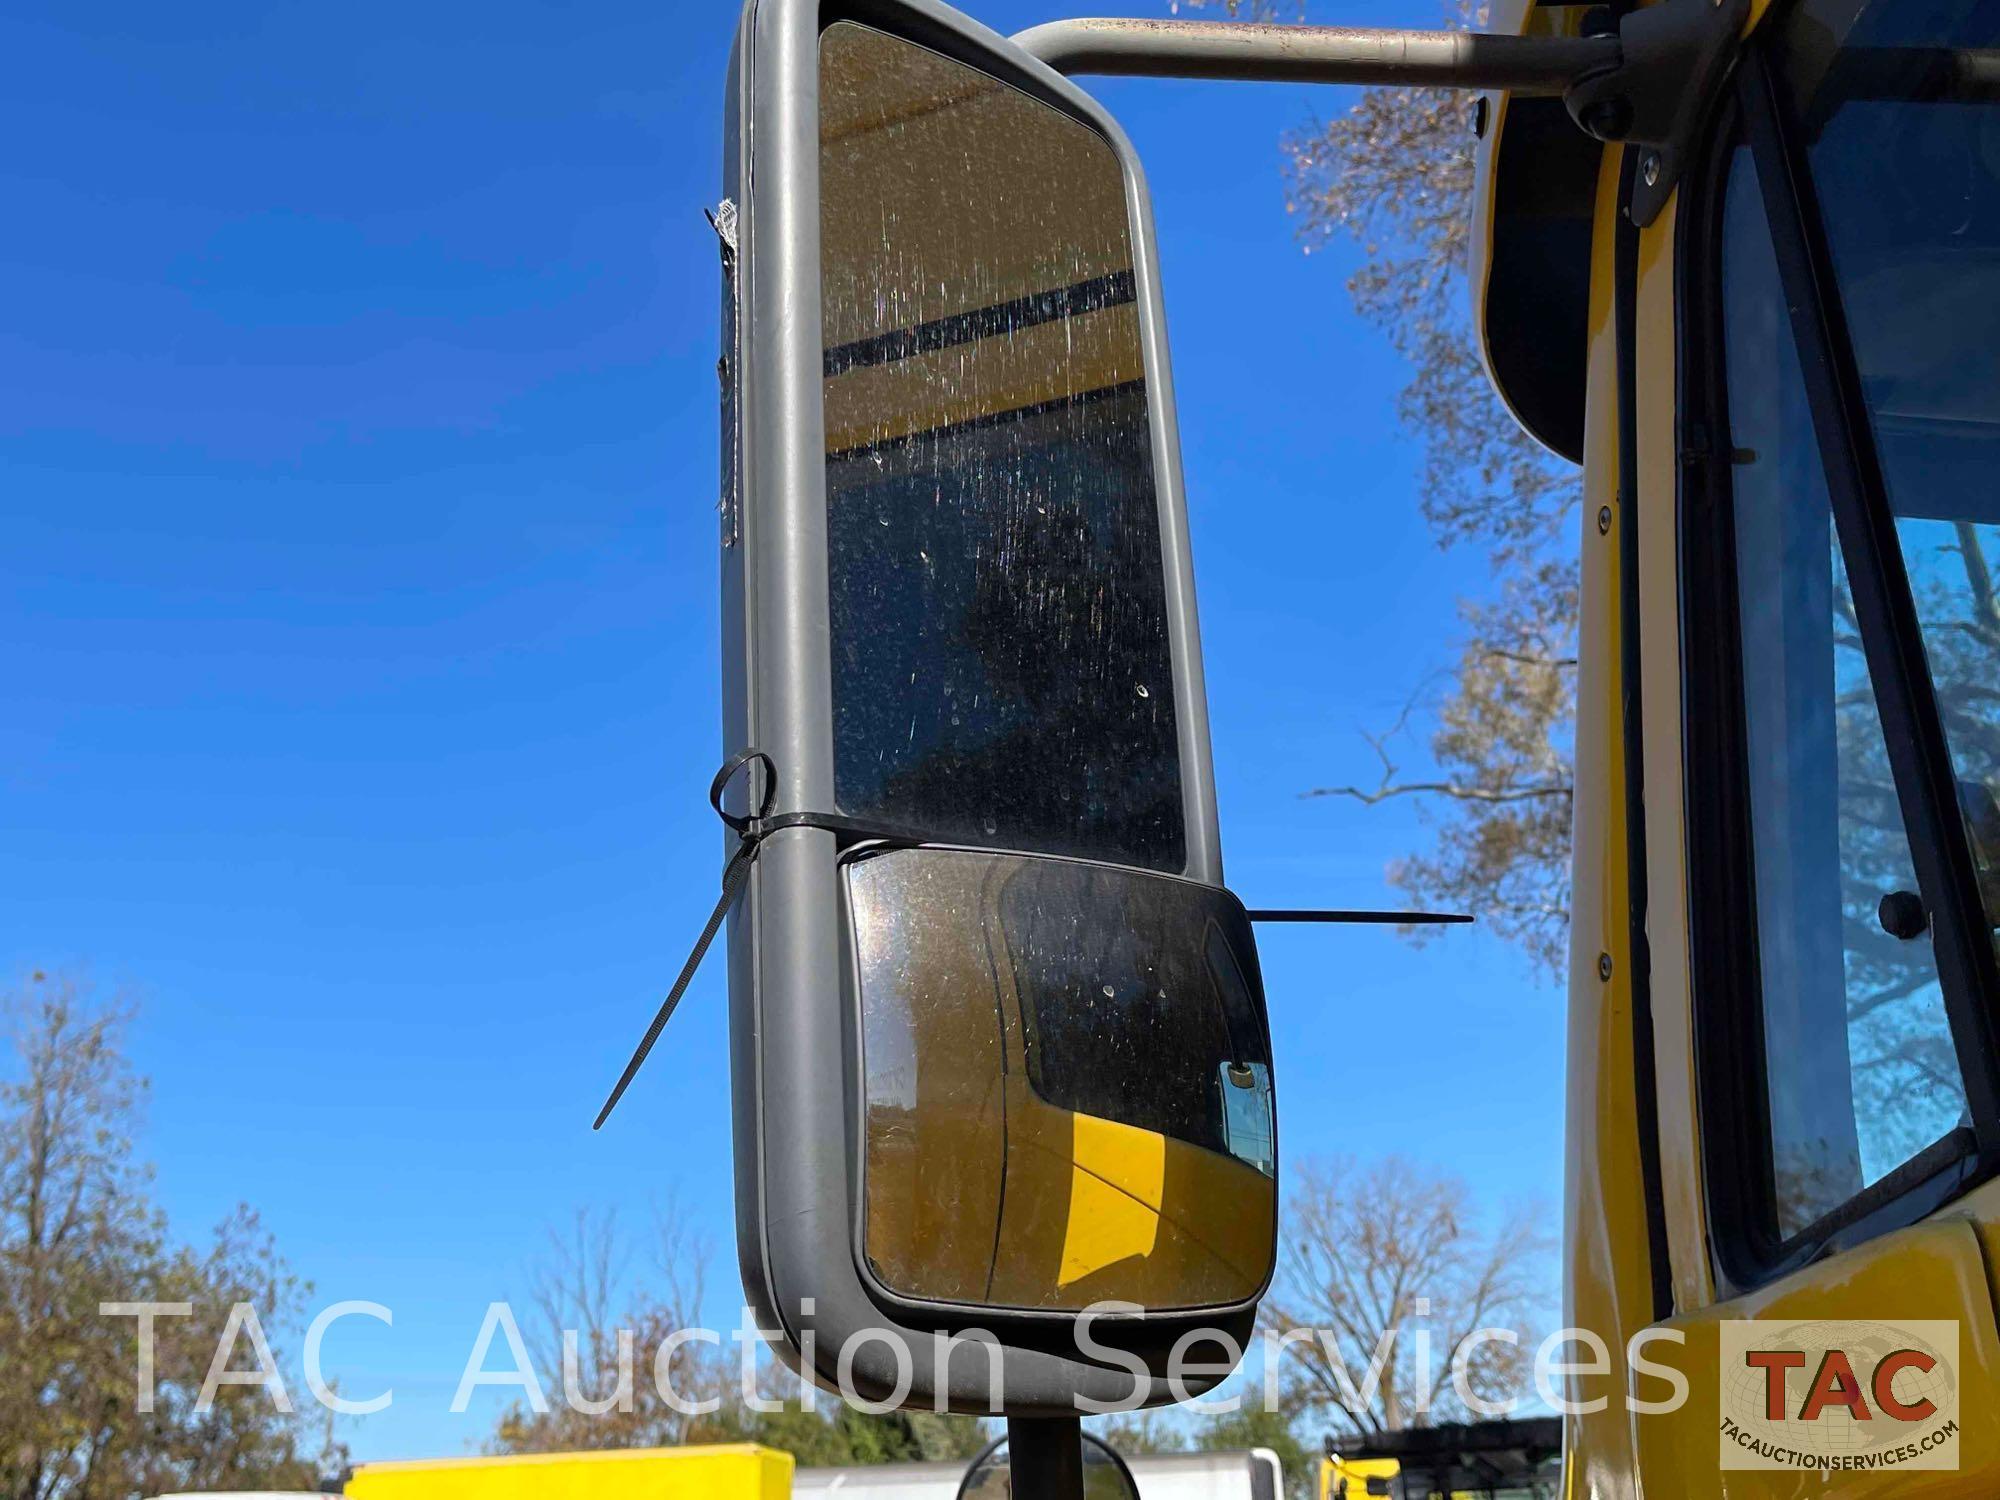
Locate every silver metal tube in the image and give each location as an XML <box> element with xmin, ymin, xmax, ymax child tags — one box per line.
<box><xmin>1011</xmin><ymin>17</ymin><xmax>1618</xmax><ymax>94</ymax></box>
<box><xmin>1836</xmin><ymin>45</ymin><xmax>2000</xmax><ymax>99</ymax></box>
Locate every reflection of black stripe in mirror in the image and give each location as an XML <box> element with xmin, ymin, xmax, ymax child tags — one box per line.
<box><xmin>824</xmin><ymin>378</ymin><xmax>1146</xmax><ymax>462</ymax></box>
<box><xmin>822</xmin><ymin>270</ymin><xmax>1138</xmax><ymax>377</ymax></box>
<box><xmin>825</xmin><ymin>382</ymin><xmax>1182</xmax><ymax>870</ymax></box>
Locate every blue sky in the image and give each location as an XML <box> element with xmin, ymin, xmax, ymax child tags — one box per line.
<box><xmin>0</xmin><ymin>0</ymin><xmax>1566</xmax><ymax>1462</ymax></box>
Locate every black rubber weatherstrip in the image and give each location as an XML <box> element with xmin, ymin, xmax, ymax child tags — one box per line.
<box><xmin>1615</xmin><ymin>145</ymin><xmax>1677</xmax><ymax>1325</ymax></box>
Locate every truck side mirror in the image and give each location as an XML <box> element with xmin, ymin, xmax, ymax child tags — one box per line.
<box><xmin>718</xmin><ymin>0</ymin><xmax>1270</xmax><ymax>1411</ymax></box>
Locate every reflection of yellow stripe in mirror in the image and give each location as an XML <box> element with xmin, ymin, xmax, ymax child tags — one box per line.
<box><xmin>823</xmin><ymin>304</ymin><xmax>1144</xmax><ymax>455</ymax></box>
<box><xmin>817</xmin><ymin>23</ymin><xmax>1136</xmax><ymax>346</ymax></box>
<box><xmin>1058</xmin><ymin>1112</ymin><xmax>1166</xmax><ymax>1287</ymax></box>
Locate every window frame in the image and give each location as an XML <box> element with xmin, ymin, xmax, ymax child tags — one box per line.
<box><xmin>1678</xmin><ymin>38</ymin><xmax>2000</xmax><ymax>1292</ymax></box>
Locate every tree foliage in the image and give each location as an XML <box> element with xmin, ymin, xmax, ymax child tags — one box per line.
<box><xmin>1094</xmin><ymin>1398</ymin><xmax>1316</xmax><ymax>1497</ymax></box>
<box><xmin>1183</xmin><ymin>0</ymin><xmax>1582</xmax><ymax>975</ymax></box>
<box><xmin>491</xmin><ymin>1166</ymin><xmax>1545</xmax><ymax>1491</ymax></box>
<box><xmin>1192</xmin><ymin>1407</ymin><xmax>1316</xmax><ymax>1499</ymax></box>
<box><xmin>0</xmin><ymin>972</ymin><xmax>333</xmax><ymax>1500</ymax></box>
<box><xmin>1260</xmin><ymin>1155</ymin><xmax>1550</xmax><ymax>1438</ymax></box>
<box><xmin>489</xmin><ymin>1207</ymin><xmax>989</xmax><ymax>1464</ymax></box>
<box><xmin>1288</xmin><ymin>44</ymin><xmax>1579</xmax><ymax>971</ymax></box>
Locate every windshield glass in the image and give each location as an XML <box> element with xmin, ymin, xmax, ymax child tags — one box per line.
<box><xmin>1786</xmin><ymin>0</ymin><xmax>2000</xmax><ymax>925</ymax></box>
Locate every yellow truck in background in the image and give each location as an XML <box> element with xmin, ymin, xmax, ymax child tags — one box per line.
<box><xmin>1318</xmin><ymin>1415</ymin><xmax>1561</xmax><ymax>1498</ymax></box>
<box><xmin>339</xmin><ymin>1444</ymin><xmax>1287</xmax><ymax>1500</ymax></box>
<box><xmin>343</xmin><ymin>1447</ymin><xmax>792</xmax><ymax>1500</ymax></box>
<box><xmin>1318</xmin><ymin>1455</ymin><xmax>1399</xmax><ymax>1499</ymax></box>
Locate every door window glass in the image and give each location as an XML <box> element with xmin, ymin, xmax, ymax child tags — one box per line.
<box><xmin>1720</xmin><ymin>144</ymin><xmax>1969</xmax><ymax>1238</ymax></box>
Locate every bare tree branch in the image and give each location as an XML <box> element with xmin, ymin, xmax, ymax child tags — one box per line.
<box><xmin>1261</xmin><ymin>1156</ymin><xmax>1552</xmax><ymax>1439</ymax></box>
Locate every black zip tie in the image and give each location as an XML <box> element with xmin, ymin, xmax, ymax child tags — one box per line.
<box><xmin>593</xmin><ymin>750</ymin><xmax>774</xmax><ymax>1131</ymax></box>
<box><xmin>593</xmin><ymin>750</ymin><xmax>1474</xmax><ymax>1129</ymax></box>
<box><xmin>593</xmin><ymin>750</ymin><xmax>936</xmax><ymax>1131</ymax></box>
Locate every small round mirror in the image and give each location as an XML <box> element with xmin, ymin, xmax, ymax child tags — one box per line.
<box><xmin>956</xmin><ymin>1433</ymin><xmax>1139</xmax><ymax>1499</ymax></box>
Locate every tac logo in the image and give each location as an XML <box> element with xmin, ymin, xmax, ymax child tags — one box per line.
<box><xmin>1719</xmin><ymin>1319</ymin><xmax>1959</xmax><ymax>1471</ymax></box>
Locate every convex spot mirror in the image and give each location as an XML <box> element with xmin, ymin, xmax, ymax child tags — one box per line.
<box><xmin>852</xmin><ymin>846</ymin><xmax>1275</xmax><ymax>1313</ymax></box>
<box><xmin>722</xmin><ymin>0</ymin><xmax>1266</xmax><ymax>1409</ymax></box>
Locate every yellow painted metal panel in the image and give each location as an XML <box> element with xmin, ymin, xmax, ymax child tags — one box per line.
<box><xmin>346</xmin><ymin>1445</ymin><xmax>794</xmax><ymax>1500</ymax></box>
<box><xmin>822</xmin><ymin>302</ymin><xmax>1144</xmax><ymax>453</ymax></box>
<box><xmin>1630</xmin><ymin>189</ymin><xmax>1715</xmax><ymax>1319</ymax></box>
<box><xmin>1320</xmin><ymin>1455</ymin><xmax>1399</xmax><ymax>1499</ymax></box>
<box><xmin>1630</xmin><ymin>1219</ymin><xmax>2000</xmax><ymax>1496</ymax></box>
<box><xmin>1559</xmin><ymin>141</ymin><xmax>1660</xmax><ymax>1500</ymax></box>
<box><xmin>987</xmin><ymin>1084</ymin><xmax>1276</xmax><ymax>1308</ymax></box>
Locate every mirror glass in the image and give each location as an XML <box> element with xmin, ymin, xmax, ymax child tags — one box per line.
<box><xmin>849</xmin><ymin>847</ymin><xmax>1276</xmax><ymax>1312</ymax></box>
<box><xmin>957</xmin><ymin>1435</ymin><xmax>1138</xmax><ymax>1500</ymax></box>
<box><xmin>818</xmin><ymin>21</ymin><xmax>1183</xmax><ymax>872</ymax></box>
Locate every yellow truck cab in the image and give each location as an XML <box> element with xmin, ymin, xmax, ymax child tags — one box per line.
<box><xmin>705</xmin><ymin>0</ymin><xmax>1998</xmax><ymax>1488</ymax></box>
<box><xmin>1473</xmin><ymin>0</ymin><xmax>2000</xmax><ymax>1488</ymax></box>
<box><xmin>1320</xmin><ymin>1454</ymin><xmax>1401</xmax><ymax>1498</ymax></box>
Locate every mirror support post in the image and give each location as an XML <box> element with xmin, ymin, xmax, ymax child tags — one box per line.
<box><xmin>1012</xmin><ymin>17</ymin><xmax>1618</xmax><ymax>93</ymax></box>
<box><xmin>1005</xmin><ymin>1415</ymin><xmax>1086</xmax><ymax>1500</ymax></box>
<box><xmin>1016</xmin><ymin>5</ymin><xmax>1760</xmax><ymax>219</ymax></box>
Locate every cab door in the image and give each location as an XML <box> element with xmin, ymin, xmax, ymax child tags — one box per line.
<box><xmin>1616</xmin><ymin>0</ymin><xmax>2000</xmax><ymax>1490</ymax></box>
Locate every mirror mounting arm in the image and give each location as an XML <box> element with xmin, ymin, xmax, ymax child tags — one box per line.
<box><xmin>1012</xmin><ymin>18</ymin><xmax>1618</xmax><ymax>94</ymax></box>
<box><xmin>1018</xmin><ymin>0</ymin><xmax>1752</xmax><ymax>227</ymax></box>
<box><xmin>1562</xmin><ymin>0</ymin><xmax>1752</xmax><ymax>225</ymax></box>
<box><xmin>1003</xmin><ymin>1416</ymin><xmax>1088</xmax><ymax>1500</ymax></box>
